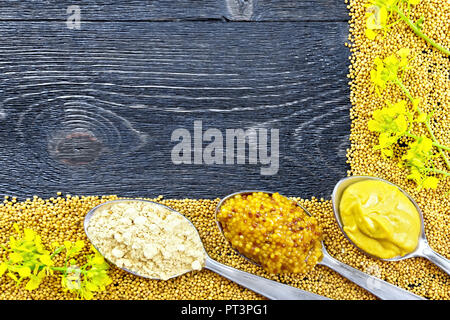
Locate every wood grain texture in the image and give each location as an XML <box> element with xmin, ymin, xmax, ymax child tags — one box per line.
<box><xmin>0</xmin><ymin>0</ymin><xmax>349</xmax><ymax>21</ymax></box>
<box><xmin>0</xmin><ymin>20</ymin><xmax>350</xmax><ymax>200</ymax></box>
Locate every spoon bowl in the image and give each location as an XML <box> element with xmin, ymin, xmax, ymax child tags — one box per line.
<box><xmin>332</xmin><ymin>176</ymin><xmax>450</xmax><ymax>271</ymax></box>
<box><xmin>84</xmin><ymin>198</ymin><xmax>330</xmax><ymax>300</ymax></box>
<box><xmin>216</xmin><ymin>190</ymin><xmax>426</xmax><ymax>300</ymax></box>
<box><xmin>84</xmin><ymin>198</ymin><xmax>202</xmax><ymax>280</ymax></box>
<box><xmin>215</xmin><ymin>190</ymin><xmax>325</xmax><ymax>267</ymax></box>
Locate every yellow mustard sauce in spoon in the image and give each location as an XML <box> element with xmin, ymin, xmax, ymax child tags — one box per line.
<box><xmin>339</xmin><ymin>179</ymin><xmax>421</xmax><ymax>259</ymax></box>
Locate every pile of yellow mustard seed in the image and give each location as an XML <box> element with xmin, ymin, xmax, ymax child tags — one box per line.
<box><xmin>0</xmin><ymin>0</ymin><xmax>449</xmax><ymax>300</ymax></box>
<box><xmin>346</xmin><ymin>0</ymin><xmax>449</xmax><ymax>279</ymax></box>
<box><xmin>0</xmin><ymin>194</ymin><xmax>448</xmax><ymax>300</ymax></box>
<box><xmin>343</xmin><ymin>0</ymin><xmax>449</xmax><ymax>299</ymax></box>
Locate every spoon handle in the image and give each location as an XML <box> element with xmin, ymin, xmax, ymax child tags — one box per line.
<box><xmin>204</xmin><ymin>257</ymin><xmax>330</xmax><ymax>300</ymax></box>
<box><xmin>319</xmin><ymin>250</ymin><xmax>425</xmax><ymax>300</ymax></box>
<box><xmin>419</xmin><ymin>242</ymin><xmax>450</xmax><ymax>275</ymax></box>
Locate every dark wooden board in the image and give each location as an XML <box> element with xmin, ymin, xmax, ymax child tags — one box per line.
<box><xmin>0</xmin><ymin>2</ymin><xmax>351</xmax><ymax>201</ymax></box>
<box><xmin>0</xmin><ymin>0</ymin><xmax>349</xmax><ymax>21</ymax></box>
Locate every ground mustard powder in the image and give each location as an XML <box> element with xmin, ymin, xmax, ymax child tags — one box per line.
<box><xmin>87</xmin><ymin>201</ymin><xmax>205</xmax><ymax>280</ymax></box>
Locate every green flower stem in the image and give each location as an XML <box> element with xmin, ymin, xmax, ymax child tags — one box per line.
<box><xmin>395</xmin><ymin>79</ymin><xmax>450</xmax><ymax>170</ymax></box>
<box><xmin>394</xmin><ymin>6</ymin><xmax>450</xmax><ymax>56</ymax></box>
<box><xmin>50</xmin><ymin>246</ymin><xmax>65</xmax><ymax>259</ymax></box>
<box><xmin>426</xmin><ymin>124</ymin><xmax>450</xmax><ymax>170</ymax></box>
<box><xmin>406</xmin><ymin>133</ymin><xmax>450</xmax><ymax>152</ymax></box>
<box><xmin>51</xmin><ymin>266</ymin><xmax>88</xmax><ymax>275</ymax></box>
<box><xmin>426</xmin><ymin>169</ymin><xmax>450</xmax><ymax>177</ymax></box>
<box><xmin>394</xmin><ymin>80</ymin><xmax>414</xmax><ymax>102</ymax></box>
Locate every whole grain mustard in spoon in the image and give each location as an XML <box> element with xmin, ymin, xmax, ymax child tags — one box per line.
<box><xmin>216</xmin><ymin>190</ymin><xmax>426</xmax><ymax>300</ymax></box>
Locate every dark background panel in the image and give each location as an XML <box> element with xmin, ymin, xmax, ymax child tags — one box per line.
<box><xmin>0</xmin><ymin>1</ymin><xmax>351</xmax><ymax>200</ymax></box>
<box><xmin>0</xmin><ymin>0</ymin><xmax>349</xmax><ymax>21</ymax></box>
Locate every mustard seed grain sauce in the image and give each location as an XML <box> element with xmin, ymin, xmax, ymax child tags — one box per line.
<box><xmin>217</xmin><ymin>192</ymin><xmax>323</xmax><ymax>274</ymax></box>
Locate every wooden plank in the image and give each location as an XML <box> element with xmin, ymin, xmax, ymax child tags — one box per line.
<box><xmin>0</xmin><ymin>0</ymin><xmax>349</xmax><ymax>22</ymax></box>
<box><xmin>0</xmin><ymin>21</ymin><xmax>350</xmax><ymax>199</ymax></box>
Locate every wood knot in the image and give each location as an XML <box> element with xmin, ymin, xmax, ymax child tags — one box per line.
<box><xmin>48</xmin><ymin>130</ymin><xmax>103</xmax><ymax>166</ymax></box>
<box><xmin>225</xmin><ymin>0</ymin><xmax>255</xmax><ymax>21</ymax></box>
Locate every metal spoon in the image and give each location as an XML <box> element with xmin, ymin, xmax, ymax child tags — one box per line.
<box><xmin>332</xmin><ymin>175</ymin><xmax>450</xmax><ymax>276</ymax></box>
<box><xmin>216</xmin><ymin>191</ymin><xmax>425</xmax><ymax>300</ymax></box>
<box><xmin>84</xmin><ymin>199</ymin><xmax>330</xmax><ymax>300</ymax></box>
